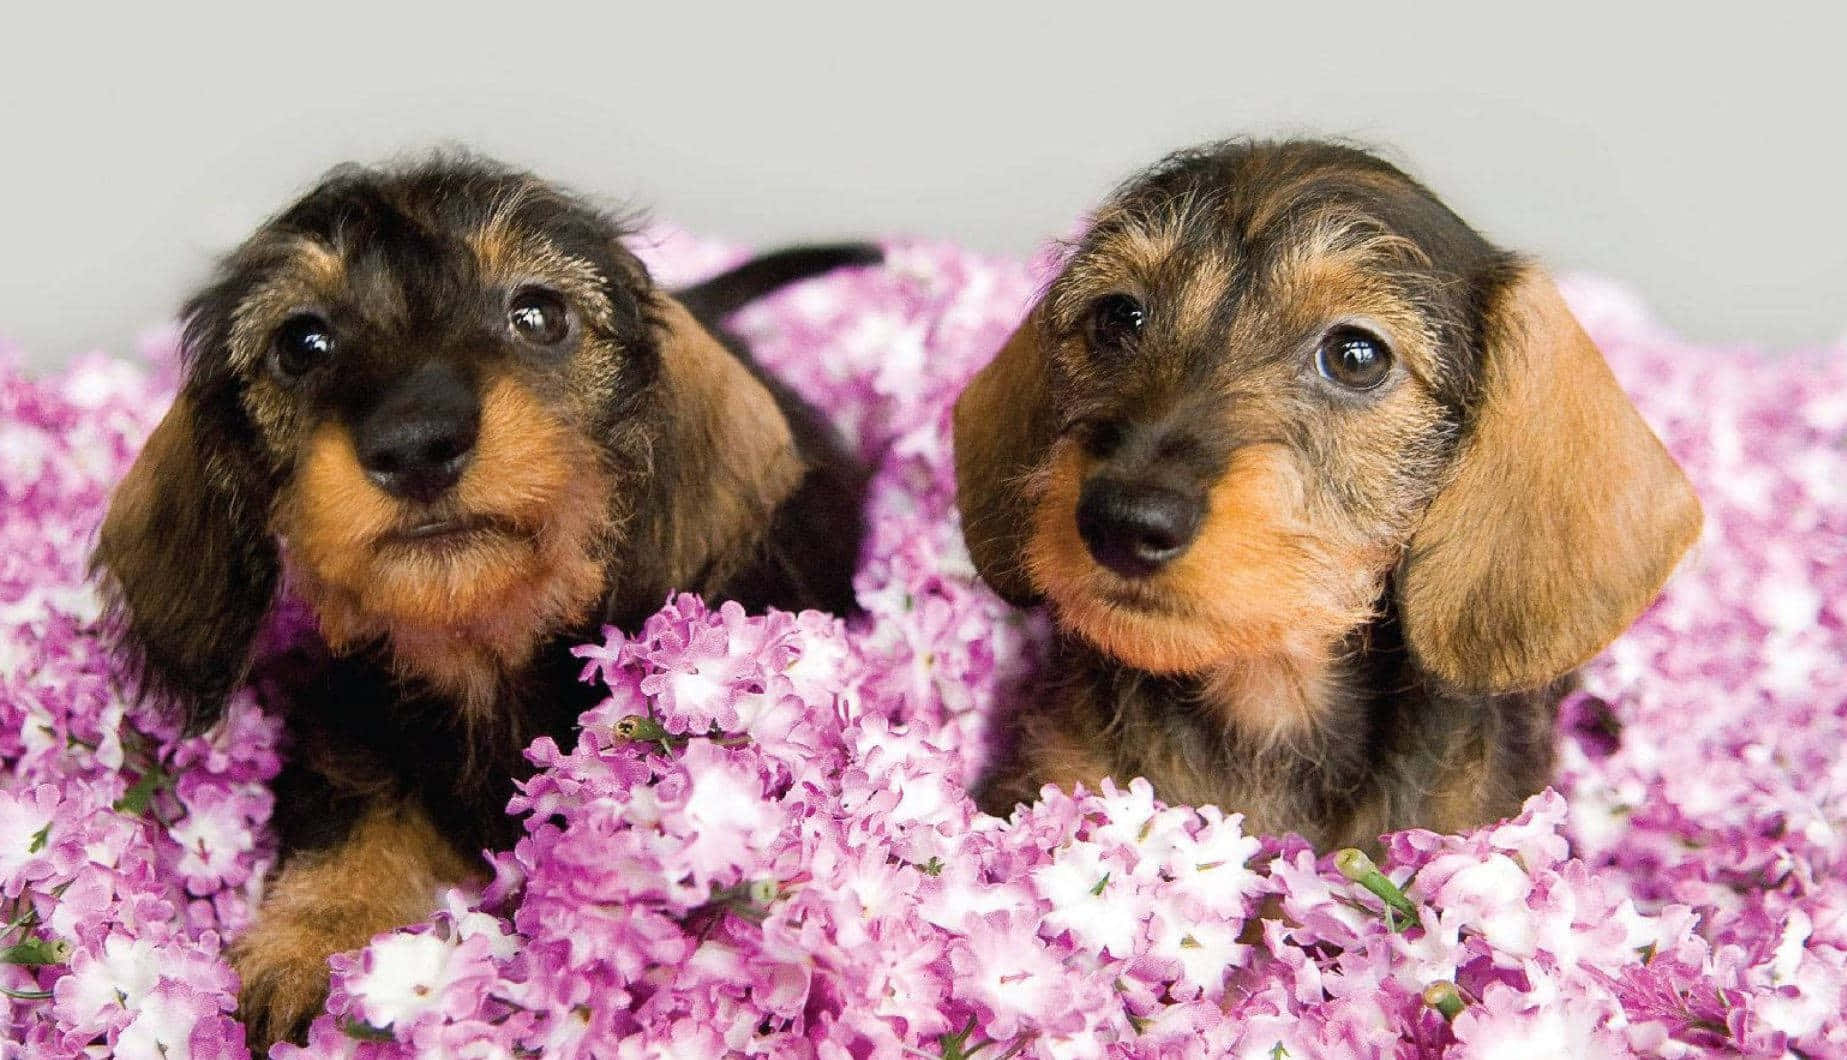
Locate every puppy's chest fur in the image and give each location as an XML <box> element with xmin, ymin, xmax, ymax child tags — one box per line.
<box><xmin>986</xmin><ymin>606</ymin><xmax>1564</xmax><ymax>851</ymax></box>
<box><xmin>270</xmin><ymin>632</ymin><xmax>599</xmax><ymax>858</ymax></box>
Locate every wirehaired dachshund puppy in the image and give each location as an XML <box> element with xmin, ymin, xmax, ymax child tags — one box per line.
<box><xmin>92</xmin><ymin>156</ymin><xmax>876</xmax><ymax>1047</ymax></box>
<box><xmin>958</xmin><ymin>139</ymin><xmax>1701</xmax><ymax>850</ymax></box>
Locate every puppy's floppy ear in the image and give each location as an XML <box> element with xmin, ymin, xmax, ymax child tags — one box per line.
<box><xmin>1399</xmin><ymin>265</ymin><xmax>1701</xmax><ymax>692</ymax></box>
<box><xmin>953</xmin><ymin>307</ymin><xmax>1058</xmax><ymax>605</ymax></box>
<box><xmin>93</xmin><ymin>386</ymin><xmax>279</xmax><ymax>731</ymax></box>
<box><xmin>629</xmin><ymin>296</ymin><xmax>805</xmax><ymax>601</ymax></box>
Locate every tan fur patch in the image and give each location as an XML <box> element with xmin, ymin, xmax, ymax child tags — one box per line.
<box><xmin>977</xmin><ymin>694</ymin><xmax>1120</xmax><ymax>818</ymax></box>
<box><xmin>1079</xmin><ymin>223</ymin><xmax>1183</xmax><ymax>297</ymax></box>
<box><xmin>648</xmin><ymin>297</ymin><xmax>804</xmax><ymax>590</ymax></box>
<box><xmin>1196</xmin><ymin>650</ymin><xmax>1341</xmax><ymax>746</ymax></box>
<box><xmin>1399</xmin><ymin>268</ymin><xmax>1703</xmax><ymax>691</ymax></box>
<box><xmin>466</xmin><ymin>210</ymin><xmax>620</xmax><ymax>336</ymax></box>
<box><xmin>464</xmin><ymin>182</ymin><xmax>542</xmax><ymax>278</ymax></box>
<box><xmin>226</xmin><ymin>239</ymin><xmax>348</xmax><ymax>376</ymax></box>
<box><xmin>276</xmin><ymin>376</ymin><xmax>611</xmax><ymax>715</ymax></box>
<box><xmin>1240</xmin><ymin>164</ymin><xmax>1420</xmax><ymax>241</ymax></box>
<box><xmin>1423</xmin><ymin>740</ymin><xmax>1494</xmax><ymax>836</ymax></box>
<box><xmin>1273</xmin><ymin>205</ymin><xmax>1431</xmax><ymax>274</ymax></box>
<box><xmin>1171</xmin><ymin>254</ymin><xmax>1234</xmax><ymax>345</ymax></box>
<box><xmin>1026</xmin><ymin>441</ymin><xmax>1379</xmax><ymax>685</ymax></box>
<box><xmin>953</xmin><ymin>312</ymin><xmax>1056</xmax><ymax>605</ymax></box>
<box><xmin>231</xmin><ymin>801</ymin><xmax>477</xmax><ymax>1051</ymax></box>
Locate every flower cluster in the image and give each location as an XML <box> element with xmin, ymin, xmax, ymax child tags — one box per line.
<box><xmin>0</xmin><ymin>228</ymin><xmax>1842</xmax><ymax>1057</ymax></box>
<box><xmin>0</xmin><ymin>340</ymin><xmax>278</xmax><ymax>1056</ymax></box>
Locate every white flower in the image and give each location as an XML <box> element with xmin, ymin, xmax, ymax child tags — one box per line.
<box><xmin>57</xmin><ymin>932</ymin><xmax>162</xmax><ymax>1025</ymax></box>
<box><xmin>1034</xmin><ymin>841</ymin><xmax>1146</xmax><ymax>958</ymax></box>
<box><xmin>672</xmin><ymin>743</ymin><xmax>777</xmax><ymax>883</ymax></box>
<box><xmin>1429</xmin><ymin>853</ymin><xmax>1538</xmax><ymax>960</ymax></box>
<box><xmin>348</xmin><ymin>932</ymin><xmax>467</xmax><ymax>1029</ymax></box>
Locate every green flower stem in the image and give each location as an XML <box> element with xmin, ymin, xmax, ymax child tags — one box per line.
<box><xmin>341</xmin><ymin>1017</ymin><xmax>396</xmax><ymax>1042</ymax></box>
<box><xmin>0</xmin><ymin>938</ymin><xmax>71</xmax><ymax>966</ymax></box>
<box><xmin>611</xmin><ymin>715</ymin><xmax>749</xmax><ymax>753</ymax></box>
<box><xmin>1</xmin><ymin>901</ymin><xmax>40</xmax><ymax>941</ymax></box>
<box><xmin>939</xmin><ymin>1015</ymin><xmax>980</xmax><ymax>1059</ymax></box>
<box><xmin>611</xmin><ymin>714</ymin><xmax>674</xmax><ymax>748</ymax></box>
<box><xmin>0</xmin><ymin>985</ymin><xmax>52</xmax><ymax>1001</ymax></box>
<box><xmin>114</xmin><ymin>761</ymin><xmax>172</xmax><ymax>815</ymax></box>
<box><xmin>1334</xmin><ymin>848</ymin><xmax>1420</xmax><ymax>927</ymax></box>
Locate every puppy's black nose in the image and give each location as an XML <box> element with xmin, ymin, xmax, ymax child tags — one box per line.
<box><xmin>1076</xmin><ymin>479</ymin><xmax>1203</xmax><ymax>578</ymax></box>
<box><xmin>355</xmin><ymin>364</ymin><xmax>479</xmax><ymax>504</ymax></box>
<box><xmin>359</xmin><ymin>417</ymin><xmax>477</xmax><ymax>502</ymax></box>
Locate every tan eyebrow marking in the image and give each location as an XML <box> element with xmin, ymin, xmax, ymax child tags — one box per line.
<box><xmin>1051</xmin><ymin>188</ymin><xmax>1235</xmax><ymax>339</ymax></box>
<box><xmin>224</xmin><ymin>237</ymin><xmax>348</xmax><ymax>374</ymax></box>
<box><xmin>466</xmin><ymin>203</ymin><xmax>616</xmax><ymax>333</ymax></box>
<box><xmin>1233</xmin><ymin>186</ymin><xmax>1456</xmax><ymax>390</ymax></box>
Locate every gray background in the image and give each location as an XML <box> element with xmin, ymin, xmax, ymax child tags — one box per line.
<box><xmin>4</xmin><ymin>2</ymin><xmax>1843</xmax><ymax>368</ymax></box>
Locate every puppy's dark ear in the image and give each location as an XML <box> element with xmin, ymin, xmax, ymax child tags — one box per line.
<box><xmin>953</xmin><ymin>308</ymin><xmax>1057</xmax><ymax>605</ymax></box>
<box><xmin>636</xmin><ymin>296</ymin><xmax>806</xmax><ymax>598</ymax></box>
<box><xmin>93</xmin><ymin>387</ymin><xmax>279</xmax><ymax>731</ymax></box>
<box><xmin>1399</xmin><ymin>266</ymin><xmax>1701</xmax><ymax>692</ymax></box>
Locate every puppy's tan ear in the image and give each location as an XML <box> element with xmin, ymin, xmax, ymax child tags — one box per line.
<box><xmin>93</xmin><ymin>391</ymin><xmax>280</xmax><ymax>730</ymax></box>
<box><xmin>620</xmin><ymin>297</ymin><xmax>807</xmax><ymax>610</ymax></box>
<box><xmin>954</xmin><ymin>308</ymin><xmax>1058</xmax><ymax>605</ymax></box>
<box><xmin>1399</xmin><ymin>266</ymin><xmax>1701</xmax><ymax>692</ymax></box>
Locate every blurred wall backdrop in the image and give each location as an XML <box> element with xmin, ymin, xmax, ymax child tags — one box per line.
<box><xmin>3</xmin><ymin>2</ymin><xmax>1842</xmax><ymax>368</ymax></box>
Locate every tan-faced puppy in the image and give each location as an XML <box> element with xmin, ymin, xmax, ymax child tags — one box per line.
<box><xmin>93</xmin><ymin>156</ymin><xmax>876</xmax><ymax>1048</ymax></box>
<box><xmin>958</xmin><ymin>139</ymin><xmax>1700</xmax><ymax>850</ymax></box>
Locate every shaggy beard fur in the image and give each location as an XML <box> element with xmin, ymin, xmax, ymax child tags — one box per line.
<box><xmin>276</xmin><ymin>378</ymin><xmax>622</xmax><ymax>728</ymax></box>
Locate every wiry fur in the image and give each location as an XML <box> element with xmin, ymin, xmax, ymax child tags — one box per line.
<box><xmin>958</xmin><ymin>139</ymin><xmax>1700</xmax><ymax>849</ymax></box>
<box><xmin>91</xmin><ymin>154</ymin><xmax>876</xmax><ymax>1047</ymax></box>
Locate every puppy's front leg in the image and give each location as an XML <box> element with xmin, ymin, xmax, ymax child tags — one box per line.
<box><xmin>976</xmin><ymin>698</ymin><xmax>1116</xmax><ymax>817</ymax></box>
<box><xmin>231</xmin><ymin>798</ymin><xmax>478</xmax><ymax>1051</ymax></box>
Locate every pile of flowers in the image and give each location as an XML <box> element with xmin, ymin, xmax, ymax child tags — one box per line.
<box><xmin>0</xmin><ymin>229</ymin><xmax>1842</xmax><ymax>1057</ymax></box>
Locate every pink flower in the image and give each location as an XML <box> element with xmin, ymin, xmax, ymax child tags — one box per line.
<box><xmin>0</xmin><ymin>784</ymin><xmax>64</xmax><ymax>895</ymax></box>
<box><xmin>114</xmin><ymin>978</ymin><xmax>238</xmax><ymax>1060</ymax></box>
<box><xmin>948</xmin><ymin>909</ymin><xmax>1082</xmax><ymax>1041</ymax></box>
<box><xmin>1449</xmin><ymin>978</ymin><xmax>1629</xmax><ymax>1059</ymax></box>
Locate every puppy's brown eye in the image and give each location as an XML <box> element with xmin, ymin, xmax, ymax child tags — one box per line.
<box><xmin>1316</xmin><ymin>326</ymin><xmax>1393</xmax><ymax>390</ymax></box>
<box><xmin>271</xmin><ymin>314</ymin><xmax>335</xmax><ymax>380</ymax></box>
<box><xmin>1086</xmin><ymin>294</ymin><xmax>1146</xmax><ymax>351</ymax></box>
<box><xmin>508</xmin><ymin>287</ymin><xmax>570</xmax><ymax>346</ymax></box>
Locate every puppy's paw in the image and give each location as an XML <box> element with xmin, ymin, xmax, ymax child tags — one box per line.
<box><xmin>228</xmin><ymin>801</ymin><xmax>478</xmax><ymax>1051</ymax></box>
<box><xmin>229</xmin><ymin>920</ymin><xmax>342</xmax><ymax>1053</ymax></box>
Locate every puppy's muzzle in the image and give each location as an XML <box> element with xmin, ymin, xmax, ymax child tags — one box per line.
<box><xmin>1076</xmin><ymin>478</ymin><xmax>1203</xmax><ymax>578</ymax></box>
<box><xmin>1069</xmin><ymin>411</ymin><xmax>1212</xmax><ymax>578</ymax></box>
<box><xmin>355</xmin><ymin>361</ymin><xmax>480</xmax><ymax>504</ymax></box>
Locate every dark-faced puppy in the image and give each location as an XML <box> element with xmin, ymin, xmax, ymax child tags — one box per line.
<box><xmin>958</xmin><ymin>139</ymin><xmax>1700</xmax><ymax>850</ymax></box>
<box><xmin>92</xmin><ymin>156</ymin><xmax>875</xmax><ymax>1047</ymax></box>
